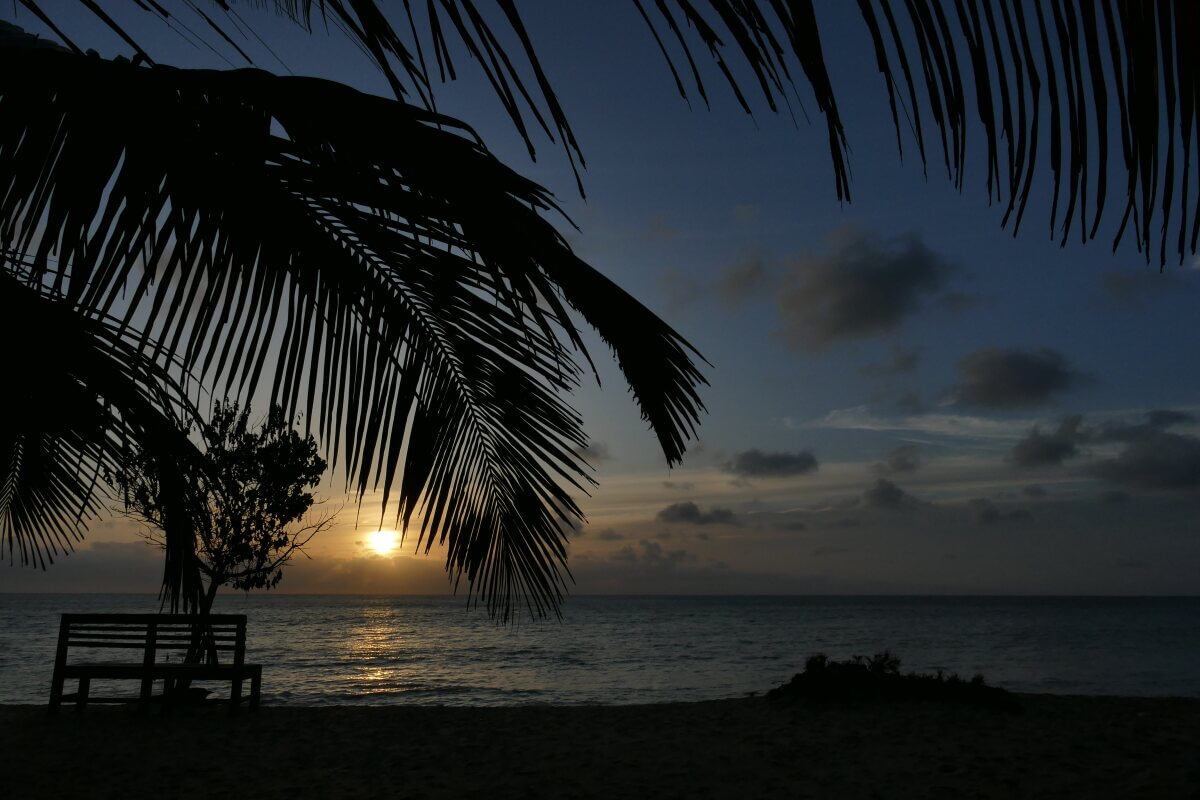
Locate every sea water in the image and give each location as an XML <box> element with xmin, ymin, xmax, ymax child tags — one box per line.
<box><xmin>1</xmin><ymin>594</ymin><xmax>1197</xmax><ymax>705</ymax></box>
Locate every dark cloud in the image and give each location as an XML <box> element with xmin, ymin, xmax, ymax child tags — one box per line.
<box><xmin>1010</xmin><ymin>416</ymin><xmax>1084</xmax><ymax>467</ymax></box>
<box><xmin>1022</xmin><ymin>485</ymin><xmax>1047</xmax><ymax>498</ymax></box>
<box><xmin>717</xmin><ymin>255</ymin><xmax>770</xmax><ymax>305</ymax></box>
<box><xmin>861</xmin><ymin>346</ymin><xmax>920</xmax><ymax>377</ymax></box>
<box><xmin>596</xmin><ymin>528</ymin><xmax>624</xmax><ymax>541</ymax></box>
<box><xmin>826</xmin><ymin>518</ymin><xmax>861</xmax><ymax>529</ymax></box>
<box><xmin>656</xmin><ymin>502</ymin><xmax>737</xmax><ymax>526</ymax></box>
<box><xmin>952</xmin><ymin>347</ymin><xmax>1083</xmax><ymax>409</ymax></box>
<box><xmin>863</xmin><ymin>478</ymin><xmax>922</xmax><ymax>510</ymax></box>
<box><xmin>610</xmin><ymin>540</ymin><xmax>693</xmax><ymax>569</ymax></box>
<box><xmin>969</xmin><ymin>498</ymin><xmax>1033</xmax><ymax>525</ymax></box>
<box><xmin>1100</xmin><ymin>269</ymin><xmax>1199</xmax><ymax>310</ymax></box>
<box><xmin>1146</xmin><ymin>409</ymin><xmax>1197</xmax><ymax>428</ymax></box>
<box><xmin>661</xmin><ymin>481</ymin><xmax>695</xmax><ymax>491</ymax></box>
<box><xmin>1093</xmin><ymin>409</ymin><xmax>1196</xmax><ymax>443</ymax></box>
<box><xmin>1088</xmin><ymin>432</ymin><xmax>1200</xmax><ymax>490</ymax></box>
<box><xmin>1010</xmin><ymin>409</ymin><xmax>1195</xmax><ymax>468</ymax></box>
<box><xmin>723</xmin><ymin>449</ymin><xmax>818</xmax><ymax>478</ymax></box>
<box><xmin>572</xmin><ymin>441</ymin><xmax>612</xmax><ymax>464</ymax></box>
<box><xmin>774</xmin><ymin>521</ymin><xmax>808</xmax><ymax>532</ymax></box>
<box><xmin>1100</xmin><ymin>490</ymin><xmax>1131</xmax><ymax>504</ymax></box>
<box><xmin>873</xmin><ymin>444</ymin><xmax>920</xmax><ymax>474</ymax></box>
<box><xmin>0</xmin><ymin>540</ymin><xmax>163</xmax><ymax>593</ymax></box>
<box><xmin>775</xmin><ymin>229</ymin><xmax>955</xmax><ymax>348</ymax></box>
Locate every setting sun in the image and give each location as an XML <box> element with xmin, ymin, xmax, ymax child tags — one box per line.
<box><xmin>365</xmin><ymin>530</ymin><xmax>399</xmax><ymax>556</ymax></box>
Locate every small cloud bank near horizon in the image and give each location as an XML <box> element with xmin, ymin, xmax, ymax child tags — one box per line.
<box><xmin>722</xmin><ymin>448</ymin><xmax>818</xmax><ymax>478</ymax></box>
<box><xmin>1008</xmin><ymin>410</ymin><xmax>1200</xmax><ymax>491</ymax></box>
<box><xmin>656</xmin><ymin>502</ymin><xmax>737</xmax><ymax>526</ymax></box>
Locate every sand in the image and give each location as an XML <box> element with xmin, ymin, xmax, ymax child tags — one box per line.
<box><xmin>2</xmin><ymin>694</ymin><xmax>1198</xmax><ymax>799</ymax></box>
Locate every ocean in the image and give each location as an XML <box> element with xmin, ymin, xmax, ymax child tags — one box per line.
<box><xmin>1</xmin><ymin>594</ymin><xmax>1197</xmax><ymax>705</ymax></box>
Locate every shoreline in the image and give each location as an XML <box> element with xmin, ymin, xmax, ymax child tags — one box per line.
<box><xmin>4</xmin><ymin>693</ymin><xmax>1197</xmax><ymax>798</ymax></box>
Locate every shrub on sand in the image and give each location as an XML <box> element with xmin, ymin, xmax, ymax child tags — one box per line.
<box><xmin>767</xmin><ymin>651</ymin><xmax>1019</xmax><ymax>711</ymax></box>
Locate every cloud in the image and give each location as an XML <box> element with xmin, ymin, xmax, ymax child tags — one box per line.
<box><xmin>1092</xmin><ymin>409</ymin><xmax>1196</xmax><ymax>443</ymax></box>
<box><xmin>1100</xmin><ymin>490</ymin><xmax>1130</xmax><ymax>504</ymax></box>
<box><xmin>1099</xmin><ymin>269</ymin><xmax>1199</xmax><ymax>310</ymax></box>
<box><xmin>661</xmin><ymin>481</ymin><xmax>695</xmax><ymax>491</ymax></box>
<box><xmin>596</xmin><ymin>528</ymin><xmax>624</xmax><ymax>541</ymax></box>
<box><xmin>723</xmin><ymin>449</ymin><xmax>818</xmax><ymax>478</ymax></box>
<box><xmin>1022</xmin><ymin>485</ymin><xmax>1047</xmax><ymax>498</ymax></box>
<box><xmin>814</xmin><ymin>405</ymin><xmax>1035</xmax><ymax>441</ymax></box>
<box><xmin>1088</xmin><ymin>432</ymin><xmax>1200</xmax><ymax>490</ymax></box>
<box><xmin>656</xmin><ymin>502</ymin><xmax>737</xmax><ymax>525</ymax></box>
<box><xmin>717</xmin><ymin>255</ymin><xmax>770</xmax><ymax>305</ymax></box>
<box><xmin>1010</xmin><ymin>415</ymin><xmax>1084</xmax><ymax>467</ymax></box>
<box><xmin>1146</xmin><ymin>409</ymin><xmax>1197</xmax><ymax>428</ymax></box>
<box><xmin>861</xmin><ymin>346</ymin><xmax>920</xmax><ymax>377</ymax></box>
<box><xmin>732</xmin><ymin>204</ymin><xmax>759</xmax><ymax>224</ymax></box>
<box><xmin>951</xmin><ymin>347</ymin><xmax>1083</xmax><ymax>409</ymax></box>
<box><xmin>774</xmin><ymin>521</ymin><xmax>808</xmax><ymax>531</ymax></box>
<box><xmin>609</xmin><ymin>539</ymin><xmax>693</xmax><ymax>569</ymax></box>
<box><xmin>572</xmin><ymin>441</ymin><xmax>612</xmax><ymax>464</ymax></box>
<box><xmin>968</xmin><ymin>498</ymin><xmax>1033</xmax><ymax>525</ymax></box>
<box><xmin>863</xmin><ymin>478</ymin><xmax>922</xmax><ymax>510</ymax></box>
<box><xmin>0</xmin><ymin>540</ymin><xmax>163</xmax><ymax>593</ymax></box>
<box><xmin>1009</xmin><ymin>410</ymin><xmax>1198</xmax><ymax>473</ymax></box>
<box><xmin>775</xmin><ymin>228</ymin><xmax>955</xmax><ymax>348</ymax></box>
<box><xmin>873</xmin><ymin>444</ymin><xmax>921</xmax><ymax>474</ymax></box>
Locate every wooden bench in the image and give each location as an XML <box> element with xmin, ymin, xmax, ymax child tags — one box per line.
<box><xmin>48</xmin><ymin>613</ymin><xmax>262</xmax><ymax>714</ymax></box>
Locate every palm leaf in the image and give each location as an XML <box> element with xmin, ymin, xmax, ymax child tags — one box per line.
<box><xmin>0</xmin><ymin>43</ymin><xmax>707</xmax><ymax>619</ymax></box>
<box><xmin>23</xmin><ymin>2</ymin><xmax>1198</xmax><ymax>263</ymax></box>
<box><xmin>0</xmin><ymin>271</ymin><xmax>207</xmax><ymax>610</ymax></box>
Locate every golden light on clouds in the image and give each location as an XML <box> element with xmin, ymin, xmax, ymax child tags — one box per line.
<box><xmin>365</xmin><ymin>530</ymin><xmax>399</xmax><ymax>556</ymax></box>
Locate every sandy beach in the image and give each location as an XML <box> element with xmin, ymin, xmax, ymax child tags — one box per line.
<box><xmin>2</xmin><ymin>694</ymin><xmax>1197</xmax><ymax>799</ymax></box>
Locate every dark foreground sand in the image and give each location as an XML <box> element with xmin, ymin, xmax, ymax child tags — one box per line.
<box><xmin>2</xmin><ymin>694</ymin><xmax>1198</xmax><ymax>799</ymax></box>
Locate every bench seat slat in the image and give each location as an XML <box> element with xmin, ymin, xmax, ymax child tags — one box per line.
<box><xmin>61</xmin><ymin>614</ymin><xmax>248</xmax><ymax>624</ymax></box>
<box><xmin>65</xmin><ymin>641</ymin><xmax>237</xmax><ymax>651</ymax></box>
<box><xmin>60</xmin><ymin>664</ymin><xmax>261</xmax><ymax>678</ymax></box>
<box><xmin>64</xmin><ymin>633</ymin><xmax>240</xmax><ymax>642</ymax></box>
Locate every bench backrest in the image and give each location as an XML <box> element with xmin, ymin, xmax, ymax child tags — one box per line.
<box><xmin>56</xmin><ymin>614</ymin><xmax>247</xmax><ymax>666</ymax></box>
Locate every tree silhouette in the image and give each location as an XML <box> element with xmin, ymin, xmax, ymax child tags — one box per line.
<box><xmin>116</xmin><ymin>403</ymin><xmax>332</xmax><ymax>616</ymax></box>
<box><xmin>1</xmin><ymin>2</ymin><xmax>1196</xmax><ymax>618</ymax></box>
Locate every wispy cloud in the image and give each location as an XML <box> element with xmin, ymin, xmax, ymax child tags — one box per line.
<box><xmin>811</xmin><ymin>405</ymin><xmax>1036</xmax><ymax>441</ymax></box>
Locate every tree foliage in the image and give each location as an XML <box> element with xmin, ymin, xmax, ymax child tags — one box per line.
<box><xmin>117</xmin><ymin>403</ymin><xmax>330</xmax><ymax>613</ymax></box>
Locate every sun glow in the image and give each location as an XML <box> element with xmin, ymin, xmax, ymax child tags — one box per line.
<box><xmin>365</xmin><ymin>530</ymin><xmax>399</xmax><ymax>556</ymax></box>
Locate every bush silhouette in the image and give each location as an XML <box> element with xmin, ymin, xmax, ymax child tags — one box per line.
<box><xmin>768</xmin><ymin>651</ymin><xmax>1019</xmax><ymax>711</ymax></box>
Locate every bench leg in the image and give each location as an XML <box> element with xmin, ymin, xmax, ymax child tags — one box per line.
<box><xmin>249</xmin><ymin>671</ymin><xmax>261</xmax><ymax>711</ymax></box>
<box><xmin>48</xmin><ymin>673</ymin><xmax>65</xmax><ymax>715</ymax></box>
<box><xmin>139</xmin><ymin>672</ymin><xmax>154</xmax><ymax>714</ymax></box>
<box><xmin>229</xmin><ymin>676</ymin><xmax>243</xmax><ymax>716</ymax></box>
<box><xmin>74</xmin><ymin>677</ymin><xmax>90</xmax><ymax>712</ymax></box>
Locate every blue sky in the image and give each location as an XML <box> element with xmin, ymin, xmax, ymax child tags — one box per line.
<box><xmin>5</xmin><ymin>2</ymin><xmax>1200</xmax><ymax>597</ymax></box>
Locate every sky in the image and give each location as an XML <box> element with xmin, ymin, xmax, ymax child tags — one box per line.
<box><xmin>4</xmin><ymin>1</ymin><xmax>1200</xmax><ymax>598</ymax></box>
